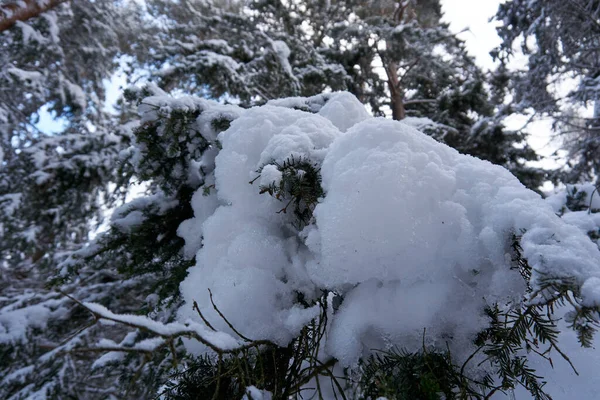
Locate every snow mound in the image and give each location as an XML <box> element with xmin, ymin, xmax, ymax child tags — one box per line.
<box><xmin>317</xmin><ymin>91</ymin><xmax>370</xmax><ymax>132</ymax></box>
<box><xmin>306</xmin><ymin>118</ymin><xmax>600</xmax><ymax>364</ymax></box>
<box><xmin>178</xmin><ymin>106</ymin><xmax>341</xmax><ymax>351</ymax></box>
<box><xmin>177</xmin><ymin>92</ymin><xmax>600</xmax><ymax>366</ymax></box>
<box><xmin>267</xmin><ymin>91</ymin><xmax>370</xmax><ymax>132</ymax></box>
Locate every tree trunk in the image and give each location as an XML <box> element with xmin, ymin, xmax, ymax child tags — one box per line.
<box><xmin>386</xmin><ymin>60</ymin><xmax>406</xmax><ymax>121</ymax></box>
<box><xmin>0</xmin><ymin>0</ymin><xmax>68</xmax><ymax>33</ymax></box>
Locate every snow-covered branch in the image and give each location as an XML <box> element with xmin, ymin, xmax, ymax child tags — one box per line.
<box><xmin>0</xmin><ymin>0</ymin><xmax>68</xmax><ymax>32</ymax></box>
<box><xmin>59</xmin><ymin>291</ymin><xmax>276</xmax><ymax>357</ymax></box>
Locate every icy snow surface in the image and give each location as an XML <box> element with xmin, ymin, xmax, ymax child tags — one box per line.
<box><xmin>176</xmin><ymin>92</ymin><xmax>600</xmax><ymax>386</ymax></box>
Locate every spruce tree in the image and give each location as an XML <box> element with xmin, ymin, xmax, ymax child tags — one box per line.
<box><xmin>0</xmin><ymin>2</ymin><xmax>152</xmax><ymax>397</ymax></box>
<box><xmin>1</xmin><ymin>1</ymin><xmax>588</xmax><ymax>399</ymax></box>
<box><xmin>27</xmin><ymin>88</ymin><xmax>599</xmax><ymax>400</ymax></box>
<box><xmin>135</xmin><ymin>0</ymin><xmax>348</xmax><ymax>105</ymax></box>
<box><xmin>248</xmin><ymin>0</ymin><xmax>544</xmax><ymax>188</ymax></box>
<box><xmin>494</xmin><ymin>0</ymin><xmax>600</xmax><ymax>183</ymax></box>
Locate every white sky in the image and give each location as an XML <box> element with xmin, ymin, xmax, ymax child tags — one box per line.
<box><xmin>441</xmin><ymin>0</ymin><xmax>502</xmax><ymax>70</ymax></box>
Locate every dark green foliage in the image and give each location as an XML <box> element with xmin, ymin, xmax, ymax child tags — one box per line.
<box><xmin>59</xmin><ymin>89</ymin><xmax>235</xmax><ymax>301</ymax></box>
<box><xmin>161</xmin><ymin>348</ymin><xmax>302</xmax><ymax>400</ymax></box>
<box><xmin>124</xmin><ymin>87</ymin><xmax>233</xmax><ymax>195</ymax></box>
<box><xmin>510</xmin><ymin>231</ymin><xmax>600</xmax><ymax>348</ymax></box>
<box><xmin>475</xmin><ymin>305</ymin><xmax>553</xmax><ymax>400</ymax></box>
<box><xmin>140</xmin><ymin>0</ymin><xmax>347</xmax><ymax>105</ymax></box>
<box><xmin>160</xmin><ymin>356</ymin><xmax>241</xmax><ymax>400</ymax></box>
<box><xmin>588</xmin><ymin>229</ymin><xmax>600</xmax><ymax>242</ymax></box>
<box><xmin>61</xmin><ymin>190</ymin><xmax>195</xmax><ymax>302</ymax></box>
<box><xmin>137</xmin><ymin>0</ymin><xmax>544</xmax><ymax>188</ymax></box>
<box><xmin>359</xmin><ymin>348</ymin><xmax>481</xmax><ymax>400</ymax></box>
<box><xmin>0</xmin><ymin>85</ymin><xmax>238</xmax><ymax>398</ymax></box>
<box><xmin>320</xmin><ymin>0</ymin><xmax>542</xmax><ymax>188</ymax></box>
<box><xmin>254</xmin><ymin>156</ymin><xmax>324</xmax><ymax>229</ymax></box>
<box><xmin>0</xmin><ymin>126</ymin><xmax>131</xmax><ymax>267</ymax></box>
<box><xmin>160</xmin><ymin>294</ymin><xmax>337</xmax><ymax>400</ymax></box>
<box><xmin>0</xmin><ymin>0</ymin><xmax>146</xmax><ymax>269</ymax></box>
<box><xmin>564</xmin><ymin>186</ymin><xmax>589</xmax><ymax>213</ymax></box>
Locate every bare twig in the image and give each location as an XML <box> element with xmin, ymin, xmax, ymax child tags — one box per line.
<box><xmin>193</xmin><ymin>300</ymin><xmax>217</xmax><ymax>332</ymax></box>
<box><xmin>208</xmin><ymin>288</ymin><xmax>254</xmax><ymax>342</ymax></box>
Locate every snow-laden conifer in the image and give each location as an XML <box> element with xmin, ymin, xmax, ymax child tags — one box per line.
<box><xmin>494</xmin><ymin>0</ymin><xmax>600</xmax><ymax>183</ymax></box>
<box><xmin>5</xmin><ymin>90</ymin><xmax>595</xmax><ymax>399</ymax></box>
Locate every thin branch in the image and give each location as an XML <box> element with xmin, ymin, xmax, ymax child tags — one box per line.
<box><xmin>68</xmin><ymin>346</ymin><xmax>154</xmax><ymax>355</ymax></box>
<box><xmin>566</xmin><ymin>0</ymin><xmax>600</xmax><ymax>31</ymax></box>
<box><xmin>193</xmin><ymin>300</ymin><xmax>217</xmax><ymax>332</ymax></box>
<box><xmin>403</xmin><ymin>99</ymin><xmax>437</xmax><ymax>106</ymax></box>
<box><xmin>60</xmin><ymin>291</ymin><xmax>275</xmax><ymax>356</ymax></box>
<box><xmin>208</xmin><ymin>288</ymin><xmax>254</xmax><ymax>342</ymax></box>
<box><xmin>588</xmin><ymin>186</ymin><xmax>600</xmax><ymax>214</ymax></box>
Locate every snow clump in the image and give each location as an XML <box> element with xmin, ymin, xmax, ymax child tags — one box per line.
<box><xmin>176</xmin><ymin>92</ymin><xmax>600</xmax><ymax>366</ymax></box>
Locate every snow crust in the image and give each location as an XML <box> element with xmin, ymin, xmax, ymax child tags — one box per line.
<box><xmin>175</xmin><ymin>92</ymin><xmax>600</xmax><ymax>368</ymax></box>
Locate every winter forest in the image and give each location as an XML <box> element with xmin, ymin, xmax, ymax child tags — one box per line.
<box><xmin>3</xmin><ymin>0</ymin><xmax>600</xmax><ymax>399</ymax></box>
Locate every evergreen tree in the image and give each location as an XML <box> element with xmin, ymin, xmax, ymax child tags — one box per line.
<box><xmin>0</xmin><ymin>0</ymin><xmax>145</xmax><ymax>265</ymax></box>
<box><xmin>134</xmin><ymin>0</ymin><xmax>348</xmax><ymax>104</ymax></box>
<box><xmin>494</xmin><ymin>0</ymin><xmax>600</xmax><ymax>183</ymax></box>
<box><xmin>0</xmin><ymin>2</ymin><xmax>153</xmax><ymax>397</ymax></box>
<box><xmin>21</xmin><ymin>88</ymin><xmax>599</xmax><ymax>400</ymax></box>
<box><xmin>248</xmin><ymin>0</ymin><xmax>543</xmax><ymax>188</ymax></box>
<box><xmin>1</xmin><ymin>1</ymin><xmax>584</xmax><ymax>399</ymax></box>
<box><xmin>0</xmin><ymin>0</ymin><xmax>68</xmax><ymax>32</ymax></box>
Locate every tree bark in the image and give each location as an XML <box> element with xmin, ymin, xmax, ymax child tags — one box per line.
<box><xmin>385</xmin><ymin>1</ymin><xmax>411</xmax><ymax>121</ymax></box>
<box><xmin>386</xmin><ymin>60</ymin><xmax>406</xmax><ymax>121</ymax></box>
<box><xmin>0</xmin><ymin>0</ymin><xmax>68</xmax><ymax>33</ymax></box>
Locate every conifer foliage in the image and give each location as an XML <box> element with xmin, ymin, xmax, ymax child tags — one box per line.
<box><xmin>1</xmin><ymin>1</ymin><xmax>599</xmax><ymax>400</ymax></box>
<box><xmin>494</xmin><ymin>0</ymin><xmax>600</xmax><ymax>183</ymax></box>
<box><xmin>5</xmin><ymin>88</ymin><xmax>600</xmax><ymax>399</ymax></box>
